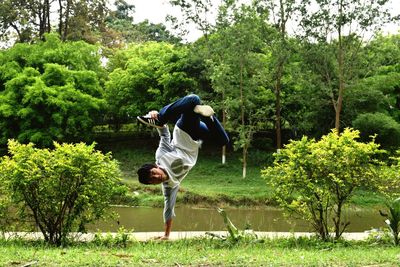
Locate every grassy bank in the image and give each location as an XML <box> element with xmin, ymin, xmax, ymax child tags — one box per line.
<box><xmin>98</xmin><ymin>137</ymin><xmax>385</xmax><ymax>208</ymax></box>
<box><xmin>1</xmin><ymin>237</ymin><xmax>398</xmax><ymax>266</ymax></box>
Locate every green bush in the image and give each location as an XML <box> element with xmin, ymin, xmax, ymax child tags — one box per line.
<box><xmin>92</xmin><ymin>227</ymin><xmax>135</xmax><ymax>248</ymax></box>
<box><xmin>353</xmin><ymin>112</ymin><xmax>400</xmax><ymax>149</ymax></box>
<box><xmin>380</xmin><ymin>198</ymin><xmax>400</xmax><ymax>245</ymax></box>
<box><xmin>0</xmin><ymin>140</ymin><xmax>127</xmax><ymax>246</ymax></box>
<box><xmin>0</xmin><ymin>34</ymin><xmax>106</xmax><ymax>147</ymax></box>
<box><xmin>262</xmin><ymin>128</ymin><xmax>383</xmax><ymax>240</ymax></box>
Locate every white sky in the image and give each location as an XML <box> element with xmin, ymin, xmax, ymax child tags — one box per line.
<box><xmin>130</xmin><ymin>0</ymin><xmax>400</xmax><ymax>42</ymax></box>
<box><xmin>131</xmin><ymin>0</ymin><xmax>204</xmax><ymax>41</ymax></box>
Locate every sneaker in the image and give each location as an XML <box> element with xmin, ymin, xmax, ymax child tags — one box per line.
<box><xmin>194</xmin><ymin>105</ymin><xmax>214</xmax><ymax>117</ymax></box>
<box><xmin>137</xmin><ymin>114</ymin><xmax>164</xmax><ymax>129</ymax></box>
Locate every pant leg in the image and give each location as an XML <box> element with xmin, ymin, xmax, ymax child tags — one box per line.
<box><xmin>158</xmin><ymin>94</ymin><xmax>202</xmax><ymax>140</ymax></box>
<box><xmin>198</xmin><ymin>116</ymin><xmax>230</xmax><ymax>146</ymax></box>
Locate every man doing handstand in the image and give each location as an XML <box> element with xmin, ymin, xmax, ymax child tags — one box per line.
<box><xmin>136</xmin><ymin>94</ymin><xmax>229</xmax><ymax>240</ymax></box>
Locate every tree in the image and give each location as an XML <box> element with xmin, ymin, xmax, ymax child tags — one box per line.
<box><xmin>208</xmin><ymin>2</ymin><xmax>274</xmax><ymax>177</ymax></box>
<box><xmin>262</xmin><ymin>128</ymin><xmax>383</xmax><ymax>240</ymax></box>
<box><xmin>0</xmin><ymin>140</ymin><xmax>125</xmax><ymax>245</ymax></box>
<box><xmin>341</xmin><ymin>35</ymin><xmax>400</xmax><ymax>148</ymax></box>
<box><xmin>362</xmin><ymin>34</ymin><xmax>400</xmax><ymax>122</ymax></box>
<box><xmin>0</xmin><ymin>34</ymin><xmax>106</xmax><ymax>147</ymax></box>
<box><xmin>168</xmin><ymin>0</ymin><xmax>216</xmax><ymax>41</ymax></box>
<box><xmin>353</xmin><ymin>113</ymin><xmax>400</xmax><ymax>150</ymax></box>
<box><xmin>259</xmin><ymin>0</ymin><xmax>298</xmax><ymax>150</ymax></box>
<box><xmin>0</xmin><ymin>0</ymin><xmax>51</xmax><ymax>43</ymax></box>
<box><xmin>298</xmin><ymin>0</ymin><xmax>396</xmax><ymax>132</ymax></box>
<box><xmin>104</xmin><ymin>1</ymin><xmax>181</xmax><ymax>48</ymax></box>
<box><xmin>134</xmin><ymin>20</ymin><xmax>182</xmax><ymax>44</ymax></box>
<box><xmin>378</xmin><ymin>150</ymin><xmax>400</xmax><ymax>245</ymax></box>
<box><xmin>105</xmin><ymin>42</ymin><xmax>195</xmax><ymax>130</ymax></box>
<box><xmin>0</xmin><ymin>0</ymin><xmax>110</xmax><ymax>45</ymax></box>
<box><xmin>64</xmin><ymin>0</ymin><xmax>109</xmax><ymax>44</ymax></box>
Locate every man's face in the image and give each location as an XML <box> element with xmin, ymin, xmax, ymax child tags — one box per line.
<box><xmin>149</xmin><ymin>167</ymin><xmax>167</xmax><ymax>184</ymax></box>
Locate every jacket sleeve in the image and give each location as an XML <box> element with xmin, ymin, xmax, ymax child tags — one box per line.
<box><xmin>156</xmin><ymin>125</ymin><xmax>173</xmax><ymax>161</ymax></box>
<box><xmin>162</xmin><ymin>183</ymin><xmax>179</xmax><ymax>222</ymax></box>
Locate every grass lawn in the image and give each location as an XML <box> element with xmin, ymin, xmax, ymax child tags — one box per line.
<box><xmin>1</xmin><ymin>238</ymin><xmax>399</xmax><ymax>266</ymax></box>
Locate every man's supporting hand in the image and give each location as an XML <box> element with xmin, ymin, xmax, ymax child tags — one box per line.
<box><xmin>150</xmin><ymin>218</ymin><xmax>172</xmax><ymax>241</ymax></box>
<box><xmin>164</xmin><ymin>218</ymin><xmax>172</xmax><ymax>239</ymax></box>
<box><xmin>151</xmin><ymin>235</ymin><xmax>169</xmax><ymax>241</ymax></box>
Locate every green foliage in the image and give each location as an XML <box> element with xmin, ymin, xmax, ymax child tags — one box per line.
<box><xmin>168</xmin><ymin>0</ymin><xmax>215</xmax><ymax>39</ymax></box>
<box><xmin>0</xmin><ymin>34</ymin><xmax>106</xmax><ymax>147</ymax></box>
<box><xmin>105</xmin><ymin>42</ymin><xmax>195</xmax><ymax>130</ymax></box>
<box><xmin>0</xmin><ymin>33</ymin><xmax>105</xmax><ymax>76</ymax></box>
<box><xmin>343</xmin><ymin>70</ymin><xmax>400</xmax><ymax>149</ymax></box>
<box><xmin>378</xmin><ymin>150</ymin><xmax>400</xmax><ymax>199</ymax></box>
<box><xmin>0</xmin><ymin>0</ymin><xmax>109</xmax><ymax>44</ymax></box>
<box><xmin>106</xmin><ymin>5</ymin><xmax>181</xmax><ymax>46</ymax></box>
<box><xmin>365</xmin><ymin>228</ymin><xmax>393</xmax><ymax>245</ymax></box>
<box><xmin>298</xmin><ymin>0</ymin><xmax>395</xmax><ymax>131</ymax></box>
<box><xmin>92</xmin><ymin>227</ymin><xmax>135</xmax><ymax>247</ymax></box>
<box><xmin>363</xmin><ymin>34</ymin><xmax>400</xmax><ymax>77</ymax></box>
<box><xmin>353</xmin><ymin>112</ymin><xmax>400</xmax><ymax>149</ymax></box>
<box><xmin>0</xmin><ymin>0</ymin><xmax>42</xmax><ymax>43</ymax></box>
<box><xmin>262</xmin><ymin>128</ymin><xmax>383</xmax><ymax>240</ymax></box>
<box><xmin>0</xmin><ymin>140</ymin><xmax>126</xmax><ymax>246</ymax></box>
<box><xmin>206</xmin><ymin>208</ymin><xmax>259</xmax><ymax>245</ymax></box>
<box><xmin>207</xmin><ymin>2</ymin><xmax>274</xmax><ymax>176</ymax></box>
<box><xmin>380</xmin><ymin>198</ymin><xmax>400</xmax><ymax>245</ymax></box>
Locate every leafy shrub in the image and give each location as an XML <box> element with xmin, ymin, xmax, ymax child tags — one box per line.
<box><xmin>380</xmin><ymin>198</ymin><xmax>400</xmax><ymax>245</ymax></box>
<box><xmin>353</xmin><ymin>112</ymin><xmax>400</xmax><ymax>149</ymax></box>
<box><xmin>92</xmin><ymin>227</ymin><xmax>135</xmax><ymax>247</ymax></box>
<box><xmin>262</xmin><ymin>128</ymin><xmax>383</xmax><ymax>240</ymax></box>
<box><xmin>365</xmin><ymin>228</ymin><xmax>392</xmax><ymax>245</ymax></box>
<box><xmin>0</xmin><ymin>140</ymin><xmax>127</xmax><ymax>246</ymax></box>
<box><xmin>206</xmin><ymin>208</ymin><xmax>259</xmax><ymax>246</ymax></box>
<box><xmin>0</xmin><ymin>34</ymin><xmax>106</xmax><ymax>147</ymax></box>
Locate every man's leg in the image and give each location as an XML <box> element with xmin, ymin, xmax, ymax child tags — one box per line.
<box><xmin>137</xmin><ymin>94</ymin><xmax>207</xmax><ymax>130</ymax></box>
<box><xmin>158</xmin><ymin>94</ymin><xmax>202</xmax><ymax>125</ymax></box>
<box><xmin>138</xmin><ymin>94</ymin><xmax>221</xmax><ymax>141</ymax></box>
<box><xmin>198</xmin><ymin>116</ymin><xmax>230</xmax><ymax>146</ymax></box>
<box><xmin>158</xmin><ymin>94</ymin><xmax>212</xmax><ymax>141</ymax></box>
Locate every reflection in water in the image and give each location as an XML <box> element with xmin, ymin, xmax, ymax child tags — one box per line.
<box><xmin>90</xmin><ymin>206</ymin><xmax>385</xmax><ymax>233</ymax></box>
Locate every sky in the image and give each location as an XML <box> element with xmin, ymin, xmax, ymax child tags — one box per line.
<box><xmin>129</xmin><ymin>0</ymin><xmax>400</xmax><ymax>42</ymax></box>
<box><xmin>131</xmin><ymin>0</ymin><xmax>206</xmax><ymax>41</ymax></box>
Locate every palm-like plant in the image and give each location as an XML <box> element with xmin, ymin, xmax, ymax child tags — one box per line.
<box><xmin>380</xmin><ymin>198</ymin><xmax>400</xmax><ymax>245</ymax></box>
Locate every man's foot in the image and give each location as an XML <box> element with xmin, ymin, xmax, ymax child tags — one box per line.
<box><xmin>194</xmin><ymin>105</ymin><xmax>214</xmax><ymax>117</ymax></box>
<box><xmin>137</xmin><ymin>114</ymin><xmax>164</xmax><ymax>129</ymax></box>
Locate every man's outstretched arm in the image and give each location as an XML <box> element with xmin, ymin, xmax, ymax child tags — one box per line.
<box><xmin>163</xmin><ymin>218</ymin><xmax>173</xmax><ymax>239</ymax></box>
<box><xmin>156</xmin><ymin>184</ymin><xmax>178</xmax><ymax>240</ymax></box>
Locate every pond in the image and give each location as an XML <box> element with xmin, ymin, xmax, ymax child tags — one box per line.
<box><xmin>90</xmin><ymin>206</ymin><xmax>386</xmax><ymax>232</ymax></box>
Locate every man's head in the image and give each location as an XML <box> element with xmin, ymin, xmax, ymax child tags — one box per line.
<box><xmin>137</xmin><ymin>163</ymin><xmax>168</xmax><ymax>185</ymax></box>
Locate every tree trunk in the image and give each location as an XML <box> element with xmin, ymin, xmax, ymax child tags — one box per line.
<box><xmin>274</xmin><ymin>0</ymin><xmax>288</xmax><ymax>150</ymax></box>
<box><xmin>222</xmin><ymin>109</ymin><xmax>226</xmax><ymax>164</ymax></box>
<box><xmin>46</xmin><ymin>0</ymin><xmax>51</xmax><ymax>33</ymax></box>
<box><xmin>335</xmin><ymin>0</ymin><xmax>345</xmax><ymax>133</ymax></box>
<box><xmin>275</xmin><ymin>63</ymin><xmax>283</xmax><ymax>150</ymax></box>
<box><xmin>63</xmin><ymin>0</ymin><xmax>71</xmax><ymax>41</ymax></box>
<box><xmin>334</xmin><ymin>202</ymin><xmax>342</xmax><ymax>239</ymax></box>
<box><xmin>222</xmin><ymin>91</ymin><xmax>226</xmax><ymax>164</ymax></box>
<box><xmin>39</xmin><ymin>2</ymin><xmax>45</xmax><ymax>38</ymax></box>
<box><xmin>242</xmin><ymin>145</ymin><xmax>247</xmax><ymax>179</ymax></box>
<box><xmin>58</xmin><ymin>0</ymin><xmax>63</xmax><ymax>36</ymax></box>
<box><xmin>10</xmin><ymin>23</ymin><xmax>22</xmax><ymax>42</ymax></box>
<box><xmin>240</xmin><ymin>57</ymin><xmax>246</xmax><ymax>178</ymax></box>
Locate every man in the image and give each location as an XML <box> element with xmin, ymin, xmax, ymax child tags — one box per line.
<box><xmin>136</xmin><ymin>94</ymin><xmax>229</xmax><ymax>240</ymax></box>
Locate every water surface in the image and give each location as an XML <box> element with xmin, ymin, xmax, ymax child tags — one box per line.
<box><xmin>90</xmin><ymin>206</ymin><xmax>385</xmax><ymax>232</ymax></box>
